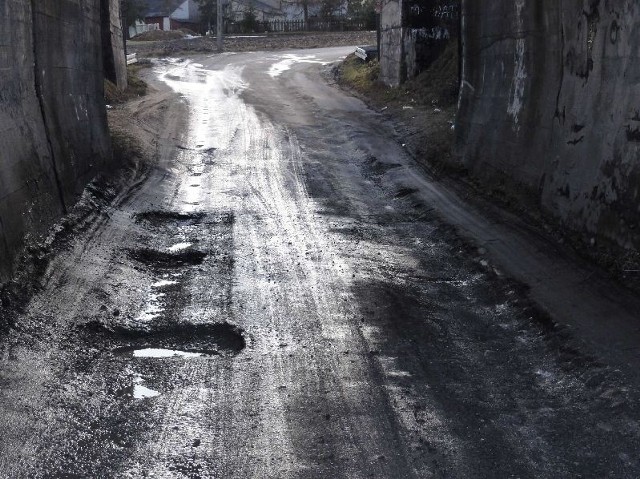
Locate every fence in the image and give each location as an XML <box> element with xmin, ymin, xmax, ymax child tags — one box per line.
<box><xmin>224</xmin><ymin>17</ymin><xmax>373</xmax><ymax>35</ymax></box>
<box><xmin>128</xmin><ymin>22</ymin><xmax>159</xmax><ymax>39</ymax></box>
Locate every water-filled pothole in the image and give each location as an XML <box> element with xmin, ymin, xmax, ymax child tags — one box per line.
<box><xmin>84</xmin><ymin>321</ymin><xmax>246</xmax><ymax>357</ymax></box>
<box><xmin>134</xmin><ymin>211</ymin><xmax>206</xmax><ymax>226</ymax></box>
<box><xmin>168</xmin><ymin>242</ymin><xmax>193</xmax><ymax>252</ymax></box>
<box><xmin>133</xmin><ymin>384</ymin><xmax>161</xmax><ymax>398</ymax></box>
<box><xmin>115</xmin><ymin>347</ymin><xmax>217</xmax><ymax>358</ymax></box>
<box><xmin>128</xmin><ymin>248</ymin><xmax>207</xmax><ymax>268</ymax></box>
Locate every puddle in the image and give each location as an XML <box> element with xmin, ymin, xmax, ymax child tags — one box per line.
<box><xmin>267</xmin><ymin>54</ymin><xmax>328</xmax><ymax>77</ymax></box>
<box><xmin>135</xmin><ymin>278</ymin><xmax>181</xmax><ymax>321</ymax></box>
<box><xmin>168</xmin><ymin>243</ymin><xmax>193</xmax><ymax>252</ymax></box>
<box><xmin>128</xmin><ymin>248</ymin><xmax>207</xmax><ymax>268</ymax></box>
<box><xmin>136</xmin><ymin>291</ymin><xmax>166</xmax><ymax>322</ymax></box>
<box><xmin>115</xmin><ymin>372</ymin><xmax>162</xmax><ymax>400</ymax></box>
<box><xmin>134</xmin><ymin>384</ymin><xmax>161</xmax><ymax>399</ymax></box>
<box><xmin>129</xmin><ymin>348</ymin><xmax>212</xmax><ymax>358</ymax></box>
<box><xmin>152</xmin><ymin>279</ymin><xmax>179</xmax><ymax>287</ymax></box>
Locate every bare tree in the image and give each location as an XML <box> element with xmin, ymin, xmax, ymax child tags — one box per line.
<box><xmin>121</xmin><ymin>0</ymin><xmax>148</xmax><ymax>26</ymax></box>
<box><xmin>196</xmin><ymin>0</ymin><xmax>217</xmax><ymax>32</ymax></box>
<box><xmin>281</xmin><ymin>0</ymin><xmax>315</xmax><ymax>23</ymax></box>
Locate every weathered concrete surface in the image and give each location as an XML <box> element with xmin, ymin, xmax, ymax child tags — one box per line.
<box><xmin>0</xmin><ymin>0</ymin><xmax>65</xmax><ymax>277</ymax></box>
<box><xmin>380</xmin><ymin>0</ymin><xmax>457</xmax><ymax>86</ymax></box>
<box><xmin>33</xmin><ymin>1</ymin><xmax>112</xmax><ymax>207</ymax></box>
<box><xmin>0</xmin><ymin>0</ymin><xmax>124</xmax><ymax>280</ymax></box>
<box><xmin>457</xmin><ymin>0</ymin><xmax>640</xmax><ymax>250</ymax></box>
<box><xmin>380</xmin><ymin>0</ymin><xmax>404</xmax><ymax>86</ymax></box>
<box><xmin>102</xmin><ymin>0</ymin><xmax>128</xmax><ymax>89</ymax></box>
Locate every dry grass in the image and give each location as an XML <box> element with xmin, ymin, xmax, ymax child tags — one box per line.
<box><xmin>104</xmin><ymin>63</ymin><xmax>150</xmax><ymax>105</ymax></box>
<box><xmin>339</xmin><ymin>56</ymin><xmax>382</xmax><ymax>93</ymax></box>
<box><xmin>336</xmin><ymin>43</ymin><xmax>459</xmax><ymax>173</ymax></box>
<box><xmin>131</xmin><ymin>29</ymin><xmax>186</xmax><ymax>41</ymax></box>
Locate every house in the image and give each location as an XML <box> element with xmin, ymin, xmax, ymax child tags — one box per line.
<box><xmin>228</xmin><ymin>0</ymin><xmax>284</xmax><ymax>22</ymax></box>
<box><xmin>143</xmin><ymin>0</ymin><xmax>202</xmax><ymax>31</ymax></box>
<box><xmin>228</xmin><ymin>0</ymin><xmax>347</xmax><ymax>24</ymax></box>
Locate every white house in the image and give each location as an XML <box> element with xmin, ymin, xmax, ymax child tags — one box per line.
<box><xmin>144</xmin><ymin>0</ymin><xmax>202</xmax><ymax>31</ymax></box>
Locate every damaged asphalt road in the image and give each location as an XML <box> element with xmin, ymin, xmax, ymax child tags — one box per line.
<box><xmin>1</xmin><ymin>47</ymin><xmax>640</xmax><ymax>478</ymax></box>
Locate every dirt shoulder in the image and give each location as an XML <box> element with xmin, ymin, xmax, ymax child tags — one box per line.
<box><xmin>335</xmin><ymin>43</ymin><xmax>459</xmax><ymax>175</ymax></box>
<box><xmin>128</xmin><ymin>31</ymin><xmax>376</xmax><ymax>57</ymax></box>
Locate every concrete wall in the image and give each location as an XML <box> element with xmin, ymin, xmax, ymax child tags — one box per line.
<box><xmin>380</xmin><ymin>0</ymin><xmax>457</xmax><ymax>86</ymax></box>
<box><xmin>0</xmin><ymin>0</ymin><xmax>65</xmax><ymax>274</ymax></box>
<box><xmin>380</xmin><ymin>0</ymin><xmax>404</xmax><ymax>86</ymax></box>
<box><xmin>457</xmin><ymin>0</ymin><xmax>640</xmax><ymax>250</ymax></box>
<box><xmin>102</xmin><ymin>0</ymin><xmax>128</xmax><ymax>89</ymax></box>
<box><xmin>0</xmin><ymin>0</ymin><xmax>124</xmax><ymax>280</ymax></box>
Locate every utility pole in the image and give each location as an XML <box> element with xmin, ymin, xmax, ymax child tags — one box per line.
<box><xmin>375</xmin><ymin>0</ymin><xmax>382</xmax><ymax>61</ymax></box>
<box><xmin>217</xmin><ymin>0</ymin><xmax>223</xmax><ymax>52</ymax></box>
<box><xmin>121</xmin><ymin>0</ymin><xmax>127</xmax><ymax>55</ymax></box>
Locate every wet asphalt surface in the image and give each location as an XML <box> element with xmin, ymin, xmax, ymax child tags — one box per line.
<box><xmin>1</xmin><ymin>47</ymin><xmax>640</xmax><ymax>478</ymax></box>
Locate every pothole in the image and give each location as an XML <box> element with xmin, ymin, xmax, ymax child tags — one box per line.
<box><xmin>85</xmin><ymin>321</ymin><xmax>246</xmax><ymax>357</ymax></box>
<box><xmin>128</xmin><ymin>248</ymin><xmax>207</xmax><ymax>268</ymax></box>
<box><xmin>395</xmin><ymin>187</ymin><xmax>419</xmax><ymax>199</ymax></box>
<box><xmin>366</xmin><ymin>156</ymin><xmax>402</xmax><ymax>176</ymax></box>
<box><xmin>134</xmin><ymin>210</ymin><xmax>234</xmax><ymax>227</ymax></box>
<box><xmin>116</xmin><ymin>347</ymin><xmax>217</xmax><ymax>358</ymax></box>
<box><xmin>134</xmin><ymin>211</ymin><xmax>206</xmax><ymax>226</ymax></box>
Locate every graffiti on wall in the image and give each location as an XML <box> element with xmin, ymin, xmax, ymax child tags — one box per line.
<box><xmin>404</xmin><ymin>0</ymin><xmax>459</xmax><ymax>76</ymax></box>
<box><xmin>405</xmin><ymin>0</ymin><xmax>459</xmax><ymax>29</ymax></box>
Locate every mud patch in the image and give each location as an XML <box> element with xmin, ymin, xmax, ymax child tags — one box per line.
<box><xmin>367</xmin><ymin>156</ymin><xmax>402</xmax><ymax>176</ymax></box>
<box><xmin>128</xmin><ymin>248</ymin><xmax>207</xmax><ymax>268</ymax></box>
